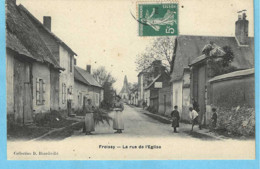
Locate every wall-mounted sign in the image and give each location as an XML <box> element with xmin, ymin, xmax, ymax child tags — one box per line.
<box><xmin>154</xmin><ymin>82</ymin><xmax>162</xmax><ymax>88</ymax></box>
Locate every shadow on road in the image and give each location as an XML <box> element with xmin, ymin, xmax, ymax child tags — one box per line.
<box><xmin>183</xmin><ymin>130</ymin><xmax>220</xmax><ymax>141</ymax></box>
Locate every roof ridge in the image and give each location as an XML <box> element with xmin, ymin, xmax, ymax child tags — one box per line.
<box><xmin>74</xmin><ymin>66</ymin><xmax>91</xmax><ymax>85</ymax></box>
<box><xmin>18</xmin><ymin>4</ymin><xmax>77</xmax><ymax>56</ymax></box>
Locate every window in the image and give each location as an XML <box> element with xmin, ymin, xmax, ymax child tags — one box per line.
<box><xmin>36</xmin><ymin>78</ymin><xmax>45</xmax><ymax>105</ymax></box>
<box><xmin>79</xmin><ymin>92</ymin><xmax>82</xmax><ymax>106</ymax></box>
<box><xmin>69</xmin><ymin>55</ymin><xmax>73</xmax><ymax>72</ymax></box>
<box><xmin>62</xmin><ymin>83</ymin><xmax>66</xmax><ymax>104</ymax></box>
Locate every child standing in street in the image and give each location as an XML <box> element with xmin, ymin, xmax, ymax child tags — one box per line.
<box><xmin>171</xmin><ymin>105</ymin><xmax>180</xmax><ymax>133</ymax></box>
<box><xmin>189</xmin><ymin>107</ymin><xmax>199</xmax><ymax>132</ymax></box>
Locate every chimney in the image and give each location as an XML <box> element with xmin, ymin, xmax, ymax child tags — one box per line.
<box><xmin>235</xmin><ymin>10</ymin><xmax>249</xmax><ymax>45</ymax></box>
<box><xmin>74</xmin><ymin>58</ymin><xmax>77</xmax><ymax>65</ymax></box>
<box><xmin>86</xmin><ymin>65</ymin><xmax>91</xmax><ymax>74</ymax></box>
<box><xmin>43</xmin><ymin>16</ymin><xmax>51</xmax><ymax>31</ymax></box>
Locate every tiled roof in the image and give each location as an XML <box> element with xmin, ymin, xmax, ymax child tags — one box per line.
<box><xmin>171</xmin><ymin>35</ymin><xmax>254</xmax><ymax>82</ymax></box>
<box><xmin>208</xmin><ymin>68</ymin><xmax>254</xmax><ymax>83</ymax></box>
<box><xmin>74</xmin><ymin>66</ymin><xmax>102</xmax><ymax>88</ymax></box>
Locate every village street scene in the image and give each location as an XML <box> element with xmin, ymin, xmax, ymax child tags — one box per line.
<box><xmin>6</xmin><ymin>0</ymin><xmax>255</xmax><ymax>154</ymax></box>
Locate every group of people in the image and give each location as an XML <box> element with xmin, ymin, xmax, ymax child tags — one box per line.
<box><xmin>82</xmin><ymin>95</ymin><xmax>125</xmax><ymax>135</ymax></box>
<box><xmin>170</xmin><ymin>101</ymin><xmax>218</xmax><ymax>133</ymax></box>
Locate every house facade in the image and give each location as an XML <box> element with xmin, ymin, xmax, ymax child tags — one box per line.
<box><xmin>74</xmin><ymin>65</ymin><xmax>103</xmax><ymax>110</ymax></box>
<box><xmin>6</xmin><ymin>0</ymin><xmax>63</xmax><ymax>124</ymax></box>
<box><xmin>19</xmin><ymin>5</ymin><xmax>77</xmax><ymax>113</ymax></box>
<box><xmin>170</xmin><ymin>11</ymin><xmax>254</xmax><ymax>122</ymax></box>
<box><xmin>145</xmin><ymin>70</ymin><xmax>171</xmax><ymax>114</ymax></box>
<box><xmin>138</xmin><ymin>60</ymin><xmax>166</xmax><ymax>106</ymax></box>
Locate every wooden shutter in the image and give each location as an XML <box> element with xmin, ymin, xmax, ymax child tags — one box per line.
<box><xmin>64</xmin><ymin>84</ymin><xmax>66</xmax><ymax>102</ymax></box>
<box><xmin>62</xmin><ymin>83</ymin><xmax>65</xmax><ymax>104</ymax></box>
<box><xmin>36</xmin><ymin>78</ymin><xmax>40</xmax><ymax>105</ymax></box>
<box><xmin>42</xmin><ymin>79</ymin><xmax>46</xmax><ymax>104</ymax></box>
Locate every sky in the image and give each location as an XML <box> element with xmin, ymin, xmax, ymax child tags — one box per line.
<box><xmin>16</xmin><ymin>0</ymin><xmax>254</xmax><ymax>92</ymax></box>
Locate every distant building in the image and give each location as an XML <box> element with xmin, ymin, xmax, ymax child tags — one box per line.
<box><xmin>119</xmin><ymin>76</ymin><xmax>130</xmax><ymax>103</ymax></box>
<box><xmin>138</xmin><ymin>60</ymin><xmax>166</xmax><ymax>106</ymax></box>
<box><xmin>145</xmin><ymin>67</ymin><xmax>170</xmax><ymax>114</ymax></box>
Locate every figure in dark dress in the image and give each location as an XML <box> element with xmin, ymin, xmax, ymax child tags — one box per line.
<box><xmin>171</xmin><ymin>105</ymin><xmax>180</xmax><ymax>133</ymax></box>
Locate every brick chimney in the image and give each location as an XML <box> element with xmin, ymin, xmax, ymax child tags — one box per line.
<box><xmin>43</xmin><ymin>16</ymin><xmax>51</xmax><ymax>31</ymax></box>
<box><xmin>86</xmin><ymin>65</ymin><xmax>91</xmax><ymax>74</ymax></box>
<box><xmin>235</xmin><ymin>10</ymin><xmax>249</xmax><ymax>45</ymax></box>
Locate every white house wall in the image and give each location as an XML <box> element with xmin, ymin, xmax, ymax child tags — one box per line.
<box><xmin>74</xmin><ymin>81</ymin><xmax>89</xmax><ymax>110</ymax></box>
<box><xmin>32</xmin><ymin>62</ymin><xmax>51</xmax><ymax>114</ymax></box>
<box><xmin>172</xmin><ymin>81</ymin><xmax>183</xmax><ymax>117</ymax></box>
<box><xmin>6</xmin><ymin>51</ymin><xmax>14</xmax><ymax>115</ymax></box>
<box><xmin>59</xmin><ymin>45</ymin><xmax>74</xmax><ymax>110</ymax></box>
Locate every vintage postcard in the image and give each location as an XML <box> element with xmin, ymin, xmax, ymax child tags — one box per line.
<box><xmin>5</xmin><ymin>0</ymin><xmax>255</xmax><ymax>161</ymax></box>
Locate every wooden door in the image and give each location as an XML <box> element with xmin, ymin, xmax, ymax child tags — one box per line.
<box><xmin>164</xmin><ymin>95</ymin><xmax>166</xmax><ymax>114</ymax></box>
<box><xmin>14</xmin><ymin>59</ymin><xmax>33</xmax><ymax>124</ymax></box>
<box><xmin>23</xmin><ymin>83</ymin><xmax>33</xmax><ymax>123</ymax></box>
<box><xmin>197</xmin><ymin>65</ymin><xmax>206</xmax><ymax>124</ymax></box>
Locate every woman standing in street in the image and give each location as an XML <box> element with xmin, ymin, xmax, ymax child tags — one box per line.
<box><xmin>113</xmin><ymin>95</ymin><xmax>124</xmax><ymax>134</ymax></box>
<box><xmin>83</xmin><ymin>98</ymin><xmax>95</xmax><ymax>135</ymax></box>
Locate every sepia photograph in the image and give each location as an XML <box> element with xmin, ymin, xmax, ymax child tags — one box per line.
<box><xmin>5</xmin><ymin>0</ymin><xmax>256</xmax><ymax>160</ymax></box>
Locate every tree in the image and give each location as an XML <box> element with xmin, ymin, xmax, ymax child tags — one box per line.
<box><xmin>92</xmin><ymin>66</ymin><xmax>116</xmax><ymax>86</ymax></box>
<box><xmin>135</xmin><ymin>36</ymin><xmax>176</xmax><ymax>73</ymax></box>
<box><xmin>93</xmin><ymin>66</ymin><xmax>117</xmax><ymax>109</ymax></box>
<box><xmin>204</xmin><ymin>44</ymin><xmax>237</xmax><ymax>77</ymax></box>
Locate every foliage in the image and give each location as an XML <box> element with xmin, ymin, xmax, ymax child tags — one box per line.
<box><xmin>216</xmin><ymin>106</ymin><xmax>255</xmax><ymax>137</ymax></box>
<box><xmin>93</xmin><ymin>108</ymin><xmax>112</xmax><ymax>126</ymax></box>
<box><xmin>135</xmin><ymin>36</ymin><xmax>176</xmax><ymax>72</ymax></box>
<box><xmin>206</xmin><ymin>45</ymin><xmax>237</xmax><ymax>77</ymax></box>
<box><xmin>93</xmin><ymin>66</ymin><xmax>117</xmax><ymax>109</ymax></box>
<box><xmin>92</xmin><ymin>66</ymin><xmax>116</xmax><ymax>86</ymax></box>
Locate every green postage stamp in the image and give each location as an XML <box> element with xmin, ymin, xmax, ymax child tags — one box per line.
<box><xmin>138</xmin><ymin>3</ymin><xmax>178</xmax><ymax>36</ymax></box>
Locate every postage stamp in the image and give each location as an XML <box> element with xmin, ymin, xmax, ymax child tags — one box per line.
<box><xmin>138</xmin><ymin>3</ymin><xmax>178</xmax><ymax>36</ymax></box>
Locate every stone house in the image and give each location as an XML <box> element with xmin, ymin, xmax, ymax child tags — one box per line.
<box><xmin>138</xmin><ymin>60</ymin><xmax>166</xmax><ymax>106</ymax></box>
<box><xmin>145</xmin><ymin>70</ymin><xmax>171</xmax><ymax>113</ymax></box>
<box><xmin>6</xmin><ymin>0</ymin><xmax>63</xmax><ymax>124</ymax></box>
<box><xmin>74</xmin><ymin>65</ymin><xmax>103</xmax><ymax>110</ymax></box>
<box><xmin>19</xmin><ymin>4</ymin><xmax>77</xmax><ymax>113</ymax></box>
<box><xmin>170</xmin><ymin>11</ymin><xmax>254</xmax><ymax>122</ymax></box>
<box><xmin>129</xmin><ymin>88</ymin><xmax>138</xmax><ymax>106</ymax></box>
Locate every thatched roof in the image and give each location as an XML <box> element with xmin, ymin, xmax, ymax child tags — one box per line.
<box><xmin>171</xmin><ymin>35</ymin><xmax>254</xmax><ymax>82</ymax></box>
<box><xmin>6</xmin><ymin>0</ymin><xmax>62</xmax><ymax>69</ymax></box>
<box><xmin>18</xmin><ymin>5</ymin><xmax>77</xmax><ymax>56</ymax></box>
<box><xmin>74</xmin><ymin>66</ymin><xmax>102</xmax><ymax>88</ymax></box>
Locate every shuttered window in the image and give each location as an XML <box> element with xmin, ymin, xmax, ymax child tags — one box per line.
<box><xmin>36</xmin><ymin>78</ymin><xmax>45</xmax><ymax>105</ymax></box>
